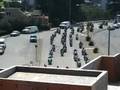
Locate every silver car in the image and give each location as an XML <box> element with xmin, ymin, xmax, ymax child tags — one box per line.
<box><xmin>10</xmin><ymin>31</ymin><xmax>20</xmax><ymax>37</ymax></box>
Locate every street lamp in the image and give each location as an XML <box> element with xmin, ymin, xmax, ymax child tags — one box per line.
<box><xmin>35</xmin><ymin>44</ymin><xmax>38</xmax><ymax>64</ymax></box>
<box><xmin>108</xmin><ymin>28</ymin><xmax>110</xmax><ymax>56</ymax></box>
<box><xmin>107</xmin><ymin>26</ymin><xmax>114</xmax><ymax>56</ymax></box>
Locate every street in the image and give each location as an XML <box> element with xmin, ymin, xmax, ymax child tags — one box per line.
<box><xmin>0</xmin><ymin>22</ymin><xmax>120</xmax><ymax>69</ymax></box>
<box><xmin>0</xmin><ymin>34</ymin><xmax>37</xmax><ymax>69</ymax></box>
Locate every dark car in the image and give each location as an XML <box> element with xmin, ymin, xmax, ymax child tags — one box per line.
<box><xmin>0</xmin><ymin>46</ymin><xmax>5</xmax><ymax>55</ymax></box>
<box><xmin>30</xmin><ymin>35</ymin><xmax>37</xmax><ymax>43</ymax></box>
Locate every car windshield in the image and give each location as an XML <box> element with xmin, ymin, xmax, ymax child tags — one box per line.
<box><xmin>0</xmin><ymin>42</ymin><xmax>4</xmax><ymax>44</ymax></box>
<box><xmin>30</xmin><ymin>36</ymin><xmax>37</xmax><ymax>38</ymax></box>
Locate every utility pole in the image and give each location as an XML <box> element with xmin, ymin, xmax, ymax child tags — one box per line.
<box><xmin>108</xmin><ymin>29</ymin><xmax>111</xmax><ymax>56</ymax></box>
<box><xmin>69</xmin><ymin>0</ymin><xmax>71</xmax><ymax>21</ymax></box>
<box><xmin>35</xmin><ymin>44</ymin><xmax>38</xmax><ymax>65</ymax></box>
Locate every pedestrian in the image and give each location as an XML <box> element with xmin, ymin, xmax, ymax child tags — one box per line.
<box><xmin>73</xmin><ymin>55</ymin><xmax>78</xmax><ymax>62</ymax></box>
<box><xmin>44</xmin><ymin>64</ymin><xmax>47</xmax><ymax>67</ymax></box>
<box><xmin>50</xmin><ymin>36</ymin><xmax>53</xmax><ymax>45</ymax></box>
<box><xmin>48</xmin><ymin>57</ymin><xmax>52</xmax><ymax>65</ymax></box>
<box><xmin>77</xmin><ymin>59</ymin><xmax>81</xmax><ymax>67</ymax></box>
<box><xmin>70</xmin><ymin>41</ymin><xmax>72</xmax><ymax>47</ymax></box>
<box><xmin>77</xmin><ymin>27</ymin><xmax>80</xmax><ymax>32</ymax></box>
<box><xmin>84</xmin><ymin>56</ymin><xmax>89</xmax><ymax>64</ymax></box>
<box><xmin>57</xmin><ymin>66</ymin><xmax>59</xmax><ymax>68</ymax></box>
<box><xmin>60</xmin><ymin>49</ymin><xmax>64</xmax><ymax>57</ymax></box>
<box><xmin>57</xmin><ymin>27</ymin><xmax>61</xmax><ymax>34</ymax></box>
<box><xmin>99</xmin><ymin>24</ymin><xmax>103</xmax><ymax>29</ymax></box>
<box><xmin>76</xmin><ymin>34</ymin><xmax>79</xmax><ymax>40</ymax></box>
<box><xmin>49</xmin><ymin>50</ymin><xmax>53</xmax><ymax>58</ymax></box>
<box><xmin>69</xmin><ymin>38</ymin><xmax>73</xmax><ymax>47</ymax></box>
<box><xmin>65</xmin><ymin>28</ymin><xmax>67</xmax><ymax>33</ymax></box>
<box><xmin>66</xmin><ymin>66</ymin><xmax>69</xmax><ymax>69</ymax></box>
<box><xmin>79</xmin><ymin>41</ymin><xmax>83</xmax><ymax>49</ymax></box>
<box><xmin>82</xmin><ymin>48</ymin><xmax>86</xmax><ymax>56</ymax></box>
<box><xmin>52</xmin><ymin>44</ymin><xmax>55</xmax><ymax>52</ymax></box>
<box><xmin>63</xmin><ymin>45</ymin><xmax>67</xmax><ymax>53</ymax></box>
<box><xmin>71</xmin><ymin>29</ymin><xmax>74</xmax><ymax>35</ymax></box>
<box><xmin>69</xmin><ymin>33</ymin><xmax>72</xmax><ymax>39</ymax></box>
<box><xmin>61</xmin><ymin>38</ymin><xmax>64</xmax><ymax>45</ymax></box>
<box><xmin>80</xmin><ymin>24</ymin><xmax>84</xmax><ymax>33</ymax></box>
<box><xmin>74</xmin><ymin>49</ymin><xmax>78</xmax><ymax>56</ymax></box>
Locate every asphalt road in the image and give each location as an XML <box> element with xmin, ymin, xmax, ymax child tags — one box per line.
<box><xmin>0</xmin><ymin>34</ymin><xmax>37</xmax><ymax>69</ymax></box>
<box><xmin>0</xmin><ymin>22</ymin><xmax>120</xmax><ymax>69</ymax></box>
<box><xmin>93</xmin><ymin>27</ymin><xmax>120</xmax><ymax>55</ymax></box>
<box><xmin>39</xmin><ymin>28</ymin><xmax>86</xmax><ymax>68</ymax></box>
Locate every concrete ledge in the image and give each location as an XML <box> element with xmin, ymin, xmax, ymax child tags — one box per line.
<box><xmin>81</xmin><ymin>53</ymin><xmax>120</xmax><ymax>82</ymax></box>
<box><xmin>0</xmin><ymin>66</ymin><xmax>107</xmax><ymax>90</ymax></box>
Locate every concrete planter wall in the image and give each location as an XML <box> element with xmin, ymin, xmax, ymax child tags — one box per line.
<box><xmin>0</xmin><ymin>66</ymin><xmax>107</xmax><ymax>90</ymax></box>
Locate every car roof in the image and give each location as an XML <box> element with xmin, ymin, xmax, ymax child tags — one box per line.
<box><xmin>0</xmin><ymin>38</ymin><xmax>5</xmax><ymax>42</ymax></box>
<box><xmin>61</xmin><ymin>21</ymin><xmax>70</xmax><ymax>23</ymax></box>
<box><xmin>25</xmin><ymin>26</ymin><xmax>38</xmax><ymax>30</ymax></box>
<box><xmin>22</xmin><ymin>28</ymin><xmax>29</xmax><ymax>31</ymax></box>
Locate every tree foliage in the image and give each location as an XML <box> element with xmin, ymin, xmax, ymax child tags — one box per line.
<box><xmin>107</xmin><ymin>0</ymin><xmax>120</xmax><ymax>18</ymax></box>
<box><xmin>0</xmin><ymin>19</ymin><xmax>12</xmax><ymax>32</ymax></box>
<box><xmin>81</xmin><ymin>4</ymin><xmax>108</xmax><ymax>21</ymax></box>
<box><xmin>36</xmin><ymin>0</ymin><xmax>84</xmax><ymax>26</ymax></box>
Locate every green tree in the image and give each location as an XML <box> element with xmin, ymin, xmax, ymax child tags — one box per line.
<box><xmin>8</xmin><ymin>17</ymin><xmax>28</xmax><ymax>31</ymax></box>
<box><xmin>81</xmin><ymin>4</ymin><xmax>107</xmax><ymax>21</ymax></box>
<box><xmin>0</xmin><ymin>0</ymin><xmax>3</xmax><ymax>10</ymax></box>
<box><xmin>36</xmin><ymin>0</ymin><xmax>84</xmax><ymax>26</ymax></box>
<box><xmin>107</xmin><ymin>0</ymin><xmax>120</xmax><ymax>18</ymax></box>
<box><xmin>0</xmin><ymin>19</ymin><xmax>12</xmax><ymax>33</ymax></box>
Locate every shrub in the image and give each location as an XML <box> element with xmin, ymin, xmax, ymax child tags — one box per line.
<box><xmin>89</xmin><ymin>41</ymin><xmax>94</xmax><ymax>46</ymax></box>
<box><xmin>86</xmin><ymin>36</ymin><xmax>91</xmax><ymax>41</ymax></box>
<box><xmin>93</xmin><ymin>47</ymin><xmax>99</xmax><ymax>53</ymax></box>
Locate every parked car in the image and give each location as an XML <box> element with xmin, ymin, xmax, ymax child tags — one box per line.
<box><xmin>0</xmin><ymin>38</ymin><xmax>6</xmax><ymax>49</ymax></box>
<box><xmin>30</xmin><ymin>35</ymin><xmax>37</xmax><ymax>43</ymax></box>
<box><xmin>107</xmin><ymin>26</ymin><xmax>115</xmax><ymax>31</ymax></box>
<box><xmin>117</xmin><ymin>23</ymin><xmax>120</xmax><ymax>28</ymax></box>
<box><xmin>0</xmin><ymin>46</ymin><xmax>5</xmax><ymax>55</ymax></box>
<box><xmin>10</xmin><ymin>31</ymin><xmax>20</xmax><ymax>37</ymax></box>
<box><xmin>22</xmin><ymin>28</ymin><xmax>30</xmax><ymax>34</ymax></box>
<box><xmin>113</xmin><ymin>24</ymin><xmax>119</xmax><ymax>29</ymax></box>
<box><xmin>59</xmin><ymin>21</ymin><xmax>71</xmax><ymax>29</ymax></box>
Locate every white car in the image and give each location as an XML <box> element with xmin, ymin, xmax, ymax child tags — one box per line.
<box><xmin>22</xmin><ymin>28</ymin><xmax>30</xmax><ymax>34</ymax></box>
<box><xmin>10</xmin><ymin>31</ymin><xmax>20</xmax><ymax>37</ymax></box>
<box><xmin>0</xmin><ymin>38</ymin><xmax>6</xmax><ymax>49</ymax></box>
<box><xmin>117</xmin><ymin>23</ymin><xmax>120</xmax><ymax>27</ymax></box>
<box><xmin>113</xmin><ymin>24</ymin><xmax>119</xmax><ymax>29</ymax></box>
<box><xmin>59</xmin><ymin>21</ymin><xmax>71</xmax><ymax>29</ymax></box>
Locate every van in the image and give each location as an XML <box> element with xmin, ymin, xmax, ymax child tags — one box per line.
<box><xmin>22</xmin><ymin>26</ymin><xmax>39</xmax><ymax>34</ymax></box>
<box><xmin>59</xmin><ymin>21</ymin><xmax>71</xmax><ymax>29</ymax></box>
